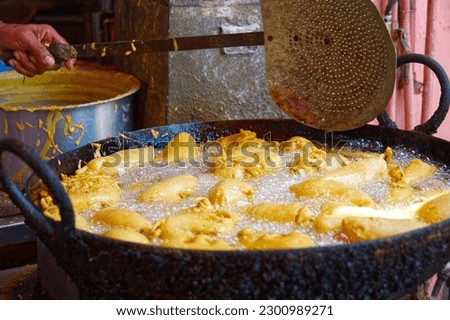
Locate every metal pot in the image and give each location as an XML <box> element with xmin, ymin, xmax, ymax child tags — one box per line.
<box><xmin>0</xmin><ymin>64</ymin><xmax>140</xmax><ymax>187</ymax></box>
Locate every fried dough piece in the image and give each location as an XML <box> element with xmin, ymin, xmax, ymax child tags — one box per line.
<box><xmin>140</xmin><ymin>174</ymin><xmax>198</xmax><ymax>203</ymax></box>
<box><xmin>403</xmin><ymin>159</ymin><xmax>437</xmax><ymax>184</ymax></box>
<box><xmin>245</xmin><ymin>203</ymin><xmax>314</xmax><ymax>226</ymax></box>
<box><xmin>417</xmin><ymin>193</ymin><xmax>450</xmax><ymax>223</ymax></box>
<box><xmin>211</xmin><ymin>130</ymin><xmax>281</xmax><ymax>179</ymax></box>
<box><xmin>289</xmin><ymin>157</ymin><xmax>386</xmax><ymax>207</ymax></box>
<box><xmin>34</xmin><ymin>190</ymin><xmax>106</xmax><ymax>231</ymax></box>
<box><xmin>215</xmin><ymin>129</ymin><xmax>261</xmax><ymax>148</ymax></box>
<box><xmin>75</xmin><ymin>214</ymin><xmax>90</xmax><ymax>230</ymax></box>
<box><xmin>289</xmin><ymin>152</ymin><xmax>350</xmax><ymax>176</ymax></box>
<box><xmin>155</xmin><ymin>132</ymin><xmax>199</xmax><ymax>163</ymax></box>
<box><xmin>208</xmin><ymin>179</ymin><xmax>254</xmax><ymax>206</ymax></box>
<box><xmin>211</xmin><ymin>144</ymin><xmax>282</xmax><ymax>179</ymax></box>
<box><xmin>59</xmin><ymin>171</ymin><xmax>122</xmax><ymax>213</ymax></box>
<box><xmin>36</xmin><ymin>147</ymin><xmax>143</xmax><ymax>216</ymax></box>
<box><xmin>388</xmin><ymin>163</ymin><xmax>415</xmax><ymax>203</ymax></box>
<box><xmin>103</xmin><ymin>229</ymin><xmax>151</xmax><ymax>245</ymax></box>
<box><xmin>39</xmin><ymin>198</ymin><xmax>90</xmax><ymax>231</ymax></box>
<box><xmin>289</xmin><ymin>179</ymin><xmax>376</xmax><ymax>207</ymax></box>
<box><xmin>321</xmin><ymin>157</ymin><xmax>388</xmax><ymax>185</ymax></box>
<box><xmin>238</xmin><ymin>229</ymin><xmax>314</xmax><ymax>250</ymax></box>
<box><xmin>314</xmin><ymin>202</ymin><xmax>416</xmax><ymax>234</ymax></box>
<box><xmin>279</xmin><ymin>136</ymin><xmax>314</xmax><ymax>153</ymax></box>
<box><xmin>282</xmin><ymin>136</ymin><xmax>349</xmax><ymax>176</ymax></box>
<box><xmin>77</xmin><ymin>146</ymin><xmax>155</xmax><ymax>176</ymax></box>
<box><xmin>341</xmin><ymin>217</ymin><xmax>429</xmax><ymax>243</ymax></box>
<box><xmin>92</xmin><ymin>207</ymin><xmax>152</xmax><ymax>232</ymax></box>
<box><xmin>156</xmin><ymin>198</ymin><xmax>239</xmax><ymax>248</ymax></box>
<box><xmin>163</xmin><ymin>234</ymin><xmax>234</xmax><ymax>251</ymax></box>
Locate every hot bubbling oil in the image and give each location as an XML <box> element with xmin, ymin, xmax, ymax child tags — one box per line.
<box><xmin>79</xmin><ymin>141</ymin><xmax>450</xmax><ymax>248</ymax></box>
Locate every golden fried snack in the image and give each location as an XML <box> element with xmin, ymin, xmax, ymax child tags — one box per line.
<box><xmin>155</xmin><ymin>198</ymin><xmax>240</xmax><ymax>248</ymax></box>
<box><xmin>321</xmin><ymin>157</ymin><xmax>388</xmax><ymax>185</ymax></box>
<box><xmin>403</xmin><ymin>159</ymin><xmax>437</xmax><ymax>184</ymax></box>
<box><xmin>92</xmin><ymin>207</ymin><xmax>152</xmax><ymax>233</ymax></box>
<box><xmin>34</xmin><ymin>186</ymin><xmax>102</xmax><ymax>229</ymax></box>
<box><xmin>211</xmin><ymin>143</ymin><xmax>282</xmax><ymax>179</ymax></box>
<box><xmin>77</xmin><ymin>146</ymin><xmax>155</xmax><ymax>176</ymax></box>
<box><xmin>383</xmin><ymin>147</ymin><xmax>393</xmax><ymax>164</ymax></box>
<box><xmin>341</xmin><ymin>217</ymin><xmax>429</xmax><ymax>243</ymax></box>
<box><xmin>75</xmin><ymin>214</ymin><xmax>90</xmax><ymax>231</ymax></box>
<box><xmin>35</xmin><ymin>146</ymin><xmax>154</xmax><ymax>217</ymax></box>
<box><xmin>208</xmin><ymin>178</ymin><xmax>254</xmax><ymax>206</ymax></box>
<box><xmin>59</xmin><ymin>171</ymin><xmax>121</xmax><ymax>213</ymax></box>
<box><xmin>314</xmin><ymin>202</ymin><xmax>416</xmax><ymax>234</ymax></box>
<box><xmin>180</xmin><ymin>197</ymin><xmax>217</xmax><ymax>214</ymax></box>
<box><xmin>290</xmin><ymin>178</ymin><xmax>376</xmax><ymax>207</ymax></box>
<box><xmin>155</xmin><ymin>132</ymin><xmax>199</xmax><ymax>163</ymax></box>
<box><xmin>103</xmin><ymin>229</ymin><xmax>151</xmax><ymax>245</ymax></box>
<box><xmin>211</xmin><ymin>130</ymin><xmax>281</xmax><ymax>179</ymax></box>
<box><xmin>140</xmin><ymin>174</ymin><xmax>198</xmax><ymax>203</ymax></box>
<box><xmin>417</xmin><ymin>193</ymin><xmax>450</xmax><ymax>223</ymax></box>
<box><xmin>238</xmin><ymin>229</ymin><xmax>314</xmax><ymax>250</ymax></box>
<box><xmin>388</xmin><ymin>163</ymin><xmax>415</xmax><ymax>203</ymax></box>
<box><xmin>81</xmin><ymin>157</ymin><xmax>118</xmax><ymax>176</ymax></box>
<box><xmin>158</xmin><ymin>210</ymin><xmax>238</xmax><ymax>239</ymax></box>
<box><xmin>278</xmin><ymin>136</ymin><xmax>313</xmax><ymax>152</ymax></box>
<box><xmin>289</xmin><ymin>152</ymin><xmax>350</xmax><ymax>176</ymax></box>
<box><xmin>36</xmin><ymin>193</ymin><xmax>61</xmax><ymax>221</ymax></box>
<box><xmin>215</xmin><ymin>129</ymin><xmax>262</xmax><ymax>148</ymax></box>
<box><xmin>163</xmin><ymin>234</ymin><xmax>234</xmax><ymax>251</ymax></box>
<box><xmin>282</xmin><ymin>136</ymin><xmax>349</xmax><ymax>176</ymax></box>
<box><xmin>245</xmin><ymin>203</ymin><xmax>314</xmax><ymax>226</ymax></box>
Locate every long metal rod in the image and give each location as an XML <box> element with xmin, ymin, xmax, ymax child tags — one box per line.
<box><xmin>399</xmin><ymin>0</ymin><xmax>415</xmax><ymax>129</ymax></box>
<box><xmin>421</xmin><ymin>0</ymin><xmax>439</xmax><ymax>124</ymax></box>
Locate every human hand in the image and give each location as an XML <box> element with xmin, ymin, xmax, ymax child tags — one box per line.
<box><xmin>0</xmin><ymin>21</ymin><xmax>76</xmax><ymax>77</ymax></box>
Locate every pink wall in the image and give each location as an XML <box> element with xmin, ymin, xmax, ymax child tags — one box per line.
<box><xmin>371</xmin><ymin>0</ymin><xmax>450</xmax><ymax>140</ymax></box>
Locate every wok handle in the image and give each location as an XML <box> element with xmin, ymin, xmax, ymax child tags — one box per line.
<box><xmin>377</xmin><ymin>53</ymin><xmax>450</xmax><ymax>135</ymax></box>
<box><xmin>0</xmin><ymin>139</ymin><xmax>75</xmax><ymax>237</ymax></box>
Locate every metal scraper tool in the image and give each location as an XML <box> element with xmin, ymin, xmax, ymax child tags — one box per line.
<box><xmin>0</xmin><ymin>0</ymin><xmax>395</xmax><ymax>131</ymax></box>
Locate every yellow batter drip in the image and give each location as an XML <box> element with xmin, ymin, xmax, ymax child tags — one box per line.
<box><xmin>3</xmin><ymin>118</ymin><xmax>8</xmax><ymax>135</ymax></box>
<box><xmin>15</xmin><ymin>122</ymin><xmax>25</xmax><ymax>131</ymax></box>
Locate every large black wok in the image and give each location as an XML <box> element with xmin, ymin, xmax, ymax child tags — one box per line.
<box><xmin>1</xmin><ymin>120</ymin><xmax>450</xmax><ymax>299</ymax></box>
<box><xmin>0</xmin><ymin>54</ymin><xmax>449</xmax><ymax>299</ymax></box>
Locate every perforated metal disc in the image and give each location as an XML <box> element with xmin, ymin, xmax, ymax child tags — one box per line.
<box><xmin>261</xmin><ymin>0</ymin><xmax>396</xmax><ymax>131</ymax></box>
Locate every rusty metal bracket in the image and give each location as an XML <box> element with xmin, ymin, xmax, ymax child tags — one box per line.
<box><xmin>397</xmin><ymin>29</ymin><xmax>412</xmax><ymax>86</ymax></box>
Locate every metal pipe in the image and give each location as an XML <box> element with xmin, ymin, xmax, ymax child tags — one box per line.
<box><xmin>385</xmin><ymin>0</ymin><xmax>398</xmax><ymax>16</ymax></box>
<box><xmin>421</xmin><ymin>0</ymin><xmax>439</xmax><ymax>124</ymax></box>
<box><xmin>383</xmin><ymin>0</ymin><xmax>398</xmax><ymax>37</ymax></box>
<box><xmin>382</xmin><ymin>0</ymin><xmax>398</xmax><ymax>124</ymax></box>
<box><xmin>399</xmin><ymin>0</ymin><xmax>415</xmax><ymax>129</ymax></box>
<box><xmin>409</xmin><ymin>0</ymin><xmax>417</xmax><ymax>53</ymax></box>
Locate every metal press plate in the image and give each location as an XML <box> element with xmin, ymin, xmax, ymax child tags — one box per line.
<box><xmin>261</xmin><ymin>0</ymin><xmax>396</xmax><ymax>131</ymax></box>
